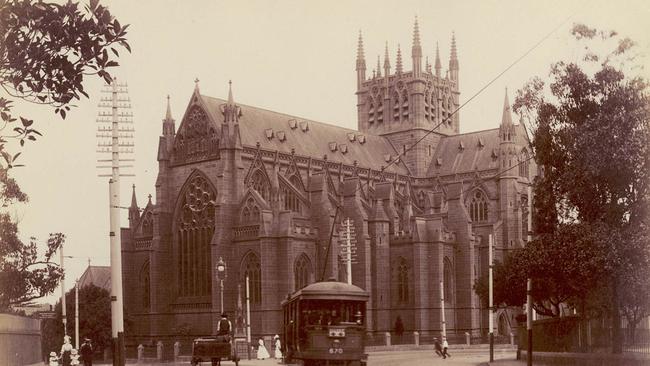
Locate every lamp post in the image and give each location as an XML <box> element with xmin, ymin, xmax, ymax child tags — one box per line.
<box><xmin>216</xmin><ymin>257</ymin><xmax>227</xmax><ymax>314</ymax></box>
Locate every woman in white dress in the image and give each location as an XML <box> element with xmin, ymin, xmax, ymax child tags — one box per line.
<box><xmin>256</xmin><ymin>338</ymin><xmax>270</xmax><ymax>360</ymax></box>
<box><xmin>273</xmin><ymin>335</ymin><xmax>283</xmax><ymax>359</ymax></box>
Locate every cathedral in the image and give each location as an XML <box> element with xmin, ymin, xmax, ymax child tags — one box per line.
<box><xmin>121</xmin><ymin>20</ymin><xmax>536</xmax><ymax>345</ymax></box>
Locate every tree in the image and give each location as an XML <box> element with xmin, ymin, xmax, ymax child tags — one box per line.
<box><xmin>42</xmin><ymin>284</ymin><xmax>111</xmax><ymax>358</ymax></box>
<box><xmin>0</xmin><ymin>0</ymin><xmax>129</xmax><ymax>309</ymax></box>
<box><xmin>507</xmin><ymin>23</ymin><xmax>650</xmax><ymax>353</ymax></box>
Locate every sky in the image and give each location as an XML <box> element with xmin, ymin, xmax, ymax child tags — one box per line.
<box><xmin>4</xmin><ymin>0</ymin><xmax>649</xmax><ymax>304</ymax></box>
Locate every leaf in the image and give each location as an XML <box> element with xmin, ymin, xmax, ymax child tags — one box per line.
<box><xmin>60</xmin><ymin>109</ymin><xmax>66</xmax><ymax>119</ymax></box>
<box><xmin>20</xmin><ymin>117</ymin><xmax>33</xmax><ymax>127</ymax></box>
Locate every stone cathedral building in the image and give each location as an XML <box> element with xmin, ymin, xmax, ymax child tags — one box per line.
<box><xmin>122</xmin><ymin>21</ymin><xmax>536</xmax><ymax>344</ymax></box>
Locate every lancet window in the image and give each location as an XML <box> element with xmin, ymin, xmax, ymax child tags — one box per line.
<box><xmin>521</xmin><ymin>196</ymin><xmax>530</xmax><ymax>240</ymax></box>
<box><xmin>519</xmin><ymin>149</ymin><xmax>530</xmax><ymax>178</ymax></box>
<box><xmin>294</xmin><ymin>254</ymin><xmax>311</xmax><ymax>291</ymax></box>
<box><xmin>392</xmin><ymin>93</ymin><xmax>400</xmax><ymax>122</ymax></box>
<box><xmin>397</xmin><ymin>257</ymin><xmax>409</xmax><ymax>303</ymax></box>
<box><xmin>250</xmin><ymin>170</ymin><xmax>271</xmax><ymax>202</ymax></box>
<box><xmin>141</xmin><ymin>211</ymin><xmax>153</xmax><ymax>237</ymax></box>
<box><xmin>242</xmin><ymin>253</ymin><xmax>262</xmax><ymax>304</ymax></box>
<box><xmin>280</xmin><ymin>183</ymin><xmax>301</xmax><ymax>213</ymax></box>
<box><xmin>141</xmin><ymin>261</ymin><xmax>150</xmax><ymax>310</ymax></box>
<box><xmin>176</xmin><ymin>173</ymin><xmax>215</xmax><ymax>298</ymax></box>
<box><xmin>468</xmin><ymin>190</ymin><xmax>489</xmax><ymax>222</ymax></box>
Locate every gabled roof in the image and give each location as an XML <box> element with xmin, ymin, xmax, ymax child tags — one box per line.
<box><xmin>77</xmin><ymin>266</ymin><xmax>111</xmax><ymax>292</ymax></box>
<box><xmin>427</xmin><ymin>124</ymin><xmax>530</xmax><ymax>176</ymax></box>
<box><xmin>199</xmin><ymin>96</ymin><xmax>409</xmax><ymax>175</ymax></box>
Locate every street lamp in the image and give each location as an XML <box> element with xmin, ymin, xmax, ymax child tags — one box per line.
<box><xmin>216</xmin><ymin>257</ymin><xmax>227</xmax><ymax>314</ymax></box>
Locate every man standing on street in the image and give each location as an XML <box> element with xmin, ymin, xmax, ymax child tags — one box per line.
<box><xmin>79</xmin><ymin>338</ymin><xmax>93</xmax><ymax>366</ymax></box>
<box><xmin>434</xmin><ymin>337</ymin><xmax>444</xmax><ymax>358</ymax></box>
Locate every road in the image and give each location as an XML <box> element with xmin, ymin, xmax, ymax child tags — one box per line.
<box><xmin>368</xmin><ymin>349</ymin><xmax>517</xmax><ymax>366</ymax></box>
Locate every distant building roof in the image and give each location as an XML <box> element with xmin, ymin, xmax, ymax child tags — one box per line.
<box><xmin>77</xmin><ymin>266</ymin><xmax>111</xmax><ymax>292</ymax></box>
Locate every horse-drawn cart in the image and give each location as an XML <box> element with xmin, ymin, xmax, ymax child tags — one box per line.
<box><xmin>191</xmin><ymin>336</ymin><xmax>239</xmax><ymax>366</ymax></box>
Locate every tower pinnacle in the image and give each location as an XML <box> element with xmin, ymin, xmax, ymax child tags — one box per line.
<box><xmin>396</xmin><ymin>44</ymin><xmax>403</xmax><ymax>74</ymax></box>
<box><xmin>221</xmin><ymin>80</ymin><xmax>241</xmax><ymax>123</ymax></box>
<box><xmin>356</xmin><ymin>30</ymin><xmax>366</xmax><ymax>88</ymax></box>
<box><xmin>449</xmin><ymin>32</ymin><xmax>459</xmax><ymax>82</ymax></box>
<box><xmin>165</xmin><ymin>95</ymin><xmax>172</xmax><ymax>120</ymax></box>
<box><xmin>383</xmin><ymin>42</ymin><xmax>390</xmax><ymax>72</ymax></box>
<box><xmin>435</xmin><ymin>42</ymin><xmax>442</xmax><ymax>77</ymax></box>
<box><xmin>501</xmin><ymin>88</ymin><xmax>514</xmax><ymax>127</ymax></box>
<box><xmin>412</xmin><ymin>16</ymin><xmax>422</xmax><ymax>77</ymax></box>
<box><xmin>376</xmin><ymin>56</ymin><xmax>381</xmax><ymax>78</ymax></box>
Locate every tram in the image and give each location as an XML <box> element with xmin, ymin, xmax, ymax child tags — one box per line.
<box><xmin>282</xmin><ymin>280</ymin><xmax>369</xmax><ymax>366</ymax></box>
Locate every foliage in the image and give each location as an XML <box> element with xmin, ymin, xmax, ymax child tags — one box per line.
<box><xmin>42</xmin><ymin>284</ymin><xmax>111</xmax><ymax>357</ymax></box>
<box><xmin>499</xmin><ymin>23</ymin><xmax>650</xmax><ymax>353</ymax></box>
<box><xmin>0</xmin><ymin>0</ymin><xmax>130</xmax><ymax>168</ymax></box>
<box><xmin>0</xmin><ymin>0</ymin><xmax>129</xmax><ymax>309</ymax></box>
<box><xmin>0</xmin><ymin>168</ymin><xmax>65</xmax><ymax>310</ymax></box>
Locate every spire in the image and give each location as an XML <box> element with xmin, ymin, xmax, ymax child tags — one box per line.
<box><xmin>435</xmin><ymin>42</ymin><xmax>442</xmax><ymax>77</ymax></box>
<box><xmin>501</xmin><ymin>88</ymin><xmax>514</xmax><ymax>127</ymax></box>
<box><xmin>165</xmin><ymin>95</ymin><xmax>172</xmax><ymax>120</ymax></box>
<box><xmin>130</xmin><ymin>184</ymin><xmax>138</xmax><ymax>209</ymax></box>
<box><xmin>449</xmin><ymin>32</ymin><xmax>459</xmax><ymax>81</ymax></box>
<box><xmin>356</xmin><ymin>30</ymin><xmax>365</xmax><ymax>67</ymax></box>
<box><xmin>383</xmin><ymin>42</ymin><xmax>390</xmax><ymax>73</ymax></box>
<box><xmin>221</xmin><ymin>80</ymin><xmax>241</xmax><ymax>123</ymax></box>
<box><xmin>376</xmin><ymin>56</ymin><xmax>381</xmax><ymax>78</ymax></box>
<box><xmin>356</xmin><ymin>30</ymin><xmax>366</xmax><ymax>88</ymax></box>
<box><xmin>396</xmin><ymin>44</ymin><xmax>403</xmax><ymax>74</ymax></box>
<box><xmin>162</xmin><ymin>95</ymin><xmax>175</xmax><ymax>136</ymax></box>
<box><xmin>412</xmin><ymin>16</ymin><xmax>422</xmax><ymax>76</ymax></box>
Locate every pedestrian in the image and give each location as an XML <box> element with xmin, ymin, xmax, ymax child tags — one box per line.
<box><xmin>442</xmin><ymin>336</ymin><xmax>451</xmax><ymax>358</ymax></box>
<box><xmin>217</xmin><ymin>312</ymin><xmax>232</xmax><ymax>340</ymax></box>
<box><xmin>49</xmin><ymin>351</ymin><xmax>59</xmax><ymax>366</ymax></box>
<box><xmin>70</xmin><ymin>349</ymin><xmax>80</xmax><ymax>366</ymax></box>
<box><xmin>256</xmin><ymin>338</ymin><xmax>270</xmax><ymax>360</ymax></box>
<box><xmin>79</xmin><ymin>338</ymin><xmax>93</xmax><ymax>366</ymax></box>
<box><xmin>433</xmin><ymin>337</ymin><xmax>443</xmax><ymax>358</ymax></box>
<box><xmin>273</xmin><ymin>334</ymin><xmax>283</xmax><ymax>359</ymax></box>
<box><xmin>60</xmin><ymin>335</ymin><xmax>73</xmax><ymax>366</ymax></box>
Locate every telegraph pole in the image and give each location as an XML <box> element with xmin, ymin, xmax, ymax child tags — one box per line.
<box><xmin>96</xmin><ymin>78</ymin><xmax>134</xmax><ymax>366</ymax></box>
<box><xmin>339</xmin><ymin>218</ymin><xmax>356</xmax><ymax>285</ymax></box>
<box><xmin>246</xmin><ymin>275</ymin><xmax>252</xmax><ymax>359</ymax></box>
<box><xmin>440</xmin><ymin>281</ymin><xmax>446</xmax><ymax>338</ymax></box>
<box><xmin>75</xmin><ymin>279</ymin><xmax>79</xmax><ymax>349</ymax></box>
<box><xmin>489</xmin><ymin>234</ymin><xmax>494</xmax><ymax>362</ymax></box>
<box><xmin>60</xmin><ymin>245</ymin><xmax>67</xmax><ymax>336</ymax></box>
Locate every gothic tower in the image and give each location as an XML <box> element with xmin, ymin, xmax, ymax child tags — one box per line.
<box><xmin>356</xmin><ymin>19</ymin><xmax>460</xmax><ymax>176</ymax></box>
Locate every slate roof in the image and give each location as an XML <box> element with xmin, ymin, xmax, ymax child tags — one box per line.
<box><xmin>77</xmin><ymin>266</ymin><xmax>111</xmax><ymax>292</ymax></box>
<box><xmin>427</xmin><ymin>124</ymin><xmax>530</xmax><ymax>176</ymax></box>
<box><xmin>200</xmin><ymin>96</ymin><xmax>409</xmax><ymax>175</ymax></box>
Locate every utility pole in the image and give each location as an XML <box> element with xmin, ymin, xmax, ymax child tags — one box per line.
<box><xmin>440</xmin><ymin>281</ymin><xmax>446</xmax><ymax>338</ymax></box>
<box><xmin>489</xmin><ymin>234</ymin><xmax>494</xmax><ymax>362</ymax></box>
<box><xmin>246</xmin><ymin>275</ymin><xmax>251</xmax><ymax>359</ymax></box>
<box><xmin>527</xmin><ymin>279</ymin><xmax>533</xmax><ymax>366</ymax></box>
<box><xmin>75</xmin><ymin>279</ymin><xmax>79</xmax><ymax>349</ymax></box>
<box><xmin>339</xmin><ymin>218</ymin><xmax>356</xmax><ymax>285</ymax></box>
<box><xmin>60</xmin><ymin>245</ymin><xmax>67</xmax><ymax>336</ymax></box>
<box><xmin>96</xmin><ymin>78</ymin><xmax>134</xmax><ymax>366</ymax></box>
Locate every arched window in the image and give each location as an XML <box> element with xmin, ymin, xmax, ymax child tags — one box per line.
<box><xmin>250</xmin><ymin>170</ymin><xmax>270</xmax><ymax>202</ymax></box>
<box><xmin>392</xmin><ymin>93</ymin><xmax>400</xmax><ymax>122</ymax></box>
<box><xmin>241</xmin><ymin>198</ymin><xmax>260</xmax><ymax>223</ymax></box>
<box><xmin>368</xmin><ymin>102</ymin><xmax>375</xmax><ymax>124</ymax></box>
<box><xmin>401</xmin><ymin>94</ymin><xmax>409</xmax><ymax>120</ymax></box>
<box><xmin>294</xmin><ymin>254</ymin><xmax>311</xmax><ymax>291</ymax></box>
<box><xmin>468</xmin><ymin>190</ymin><xmax>489</xmax><ymax>222</ymax></box>
<box><xmin>443</xmin><ymin>258</ymin><xmax>453</xmax><ymax>304</ymax></box>
<box><xmin>519</xmin><ymin>149</ymin><xmax>530</xmax><ymax>178</ymax></box>
<box><xmin>521</xmin><ymin>196</ymin><xmax>529</xmax><ymax>240</ymax></box>
<box><xmin>397</xmin><ymin>258</ymin><xmax>409</xmax><ymax>304</ymax></box>
<box><xmin>289</xmin><ymin>174</ymin><xmax>303</xmax><ymax>191</ymax></box>
<box><xmin>177</xmin><ymin>173</ymin><xmax>215</xmax><ymax>297</ymax></box>
<box><xmin>141</xmin><ymin>261</ymin><xmax>150</xmax><ymax>310</ymax></box>
<box><xmin>242</xmin><ymin>253</ymin><xmax>262</xmax><ymax>304</ymax></box>
<box><xmin>280</xmin><ymin>183</ymin><xmax>301</xmax><ymax>213</ymax></box>
<box><xmin>141</xmin><ymin>212</ymin><xmax>153</xmax><ymax>237</ymax></box>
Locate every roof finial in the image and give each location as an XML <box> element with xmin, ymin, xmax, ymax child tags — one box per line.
<box><xmin>396</xmin><ymin>44</ymin><xmax>403</xmax><ymax>73</ymax></box>
<box><xmin>228</xmin><ymin>80</ymin><xmax>234</xmax><ymax>105</ymax></box>
<box><xmin>194</xmin><ymin>77</ymin><xmax>200</xmax><ymax>92</ymax></box>
<box><xmin>147</xmin><ymin>194</ymin><xmax>152</xmax><ymax>205</ymax></box>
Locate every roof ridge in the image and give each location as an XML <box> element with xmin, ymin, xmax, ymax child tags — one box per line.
<box><xmin>201</xmin><ymin>95</ymin><xmax>370</xmax><ymax>136</ymax></box>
